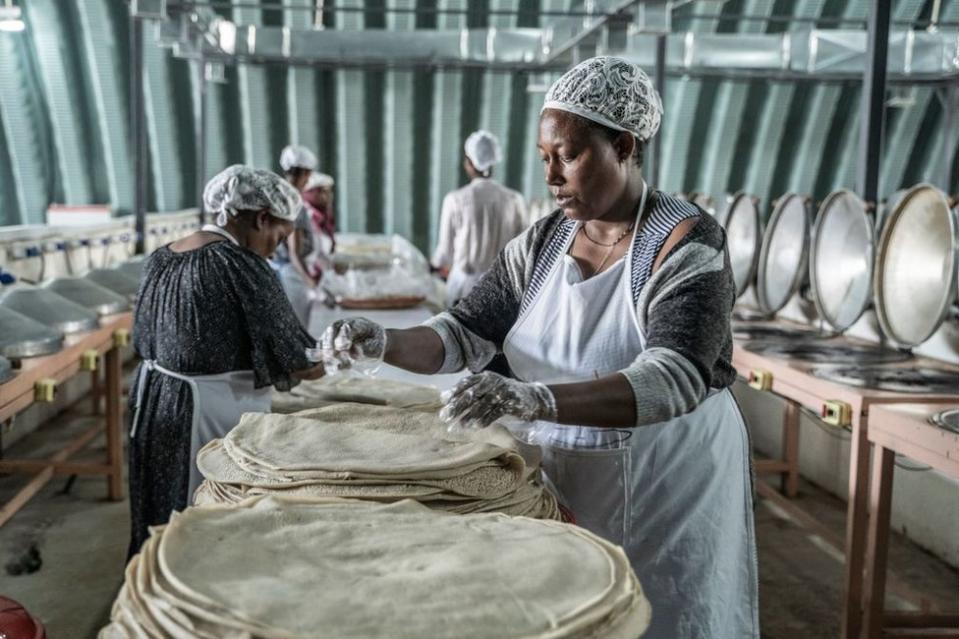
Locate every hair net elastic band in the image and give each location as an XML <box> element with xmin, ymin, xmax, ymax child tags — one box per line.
<box><xmin>541</xmin><ymin>101</ymin><xmax>634</xmax><ymax>138</ymax></box>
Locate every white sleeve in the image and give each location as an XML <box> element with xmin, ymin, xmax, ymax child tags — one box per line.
<box><xmin>431</xmin><ymin>193</ymin><xmax>457</xmax><ymax>268</ymax></box>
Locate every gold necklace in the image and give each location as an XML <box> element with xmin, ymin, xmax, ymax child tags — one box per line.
<box><xmin>583</xmin><ymin>222</ymin><xmax>635</xmax><ymax>275</ymax></box>
<box><xmin>581</xmin><ymin>221</ymin><xmax>634</xmax><ymax>247</ymax></box>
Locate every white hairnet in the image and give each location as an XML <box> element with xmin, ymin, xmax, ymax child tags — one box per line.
<box><xmin>464</xmin><ymin>130</ymin><xmax>502</xmax><ymax>173</ymax></box>
<box><xmin>203</xmin><ymin>165</ymin><xmax>302</xmax><ymax>227</ymax></box>
<box><xmin>304</xmin><ymin>171</ymin><xmax>335</xmax><ymax>191</ymax></box>
<box><xmin>279</xmin><ymin>145</ymin><xmax>318</xmax><ymax>172</ymax></box>
<box><xmin>542</xmin><ymin>56</ymin><xmax>663</xmax><ymax>142</ymax></box>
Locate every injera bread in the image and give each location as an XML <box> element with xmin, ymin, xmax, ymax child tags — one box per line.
<box><xmin>100</xmin><ymin>497</ymin><xmax>650</xmax><ymax>639</ymax></box>
<box><xmin>194</xmin><ymin>404</ymin><xmax>559</xmax><ymax>519</ymax></box>
<box><xmin>271</xmin><ymin>375</ymin><xmax>442</xmax><ymax>414</ymax></box>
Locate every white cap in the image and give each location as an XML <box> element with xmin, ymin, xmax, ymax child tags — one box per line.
<box><xmin>279</xmin><ymin>145</ymin><xmax>318</xmax><ymax>172</ymax></box>
<box><xmin>203</xmin><ymin>165</ymin><xmax>302</xmax><ymax>227</ymax></box>
<box><xmin>464</xmin><ymin>130</ymin><xmax>502</xmax><ymax>173</ymax></box>
<box><xmin>542</xmin><ymin>56</ymin><xmax>663</xmax><ymax>142</ymax></box>
<box><xmin>304</xmin><ymin>171</ymin><xmax>335</xmax><ymax>191</ymax></box>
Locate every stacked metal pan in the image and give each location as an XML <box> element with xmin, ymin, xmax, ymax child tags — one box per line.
<box><xmin>84</xmin><ymin>268</ymin><xmax>140</xmax><ymax>301</ymax></box>
<box><xmin>0</xmin><ymin>306</ymin><xmax>63</xmax><ymax>359</ymax></box>
<box><xmin>43</xmin><ymin>277</ymin><xmax>130</xmax><ymax>316</ymax></box>
<box><xmin>0</xmin><ymin>286</ymin><xmax>99</xmax><ymax>335</ymax></box>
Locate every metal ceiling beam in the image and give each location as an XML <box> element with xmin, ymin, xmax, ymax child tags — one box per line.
<box><xmin>856</xmin><ymin>0</ymin><xmax>891</xmax><ymax>205</ymax></box>
<box><xmin>539</xmin><ymin>0</ymin><xmax>642</xmax><ymax>62</ymax></box>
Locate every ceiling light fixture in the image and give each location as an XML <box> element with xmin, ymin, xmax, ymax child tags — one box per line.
<box><xmin>0</xmin><ymin>2</ymin><xmax>24</xmax><ymax>33</ymax></box>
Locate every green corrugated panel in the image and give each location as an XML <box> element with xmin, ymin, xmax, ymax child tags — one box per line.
<box><xmin>874</xmin><ymin>0</ymin><xmax>941</xmax><ymax>194</ymax></box>
<box><xmin>207</xmin><ymin>81</ymin><xmax>232</xmax><ymax>181</ymax></box>
<box><xmin>143</xmin><ymin>42</ymin><xmax>184</xmax><ymax>211</ymax></box>
<box><xmin>695</xmin><ymin>0</ymin><xmax>774</xmax><ymax>201</ymax></box>
<box><xmin>384</xmin><ymin>0</ymin><xmax>416</xmax><ymax>239</ymax></box>
<box><xmin>521</xmin><ymin>0</ymin><xmax>566</xmax><ymax>201</ymax></box>
<box><xmin>0</xmin><ymin>36</ymin><xmax>48</xmax><ymax>224</ymax></box>
<box><xmin>427</xmin><ymin>0</ymin><xmax>468</xmax><ymax>249</ymax></box>
<box><xmin>784</xmin><ymin>2</ymin><xmax>869</xmax><ymax>199</ymax></box>
<box><xmin>234</xmin><ymin>2</ymin><xmax>273</xmax><ymax>169</ymax></box>
<box><xmin>743</xmin><ymin>1</ymin><xmax>827</xmax><ymax>208</ymax></box>
<box><xmin>657</xmin><ymin>3</ymin><xmax>721</xmax><ymax>193</ymax></box>
<box><xmin>24</xmin><ymin>0</ymin><xmax>93</xmax><ymax>204</ymax></box>
<box><xmin>77</xmin><ymin>0</ymin><xmax>133</xmax><ymax>214</ymax></box>
<box><xmin>479</xmin><ymin>0</ymin><xmax>518</xmax><ymax>181</ymax></box>
<box><xmin>335</xmin><ymin>0</ymin><xmax>367</xmax><ymax>232</ymax></box>
<box><xmin>286</xmin><ymin>0</ymin><xmax>320</xmax><ymax>154</ymax></box>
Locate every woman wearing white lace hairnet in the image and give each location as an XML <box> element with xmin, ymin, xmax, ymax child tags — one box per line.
<box><xmin>322</xmin><ymin>57</ymin><xmax>758</xmax><ymax>638</ymax></box>
<box><xmin>127</xmin><ymin>165</ymin><xmax>324</xmax><ymax>558</ymax></box>
<box><xmin>432</xmin><ymin>130</ymin><xmax>527</xmax><ymax>306</ymax></box>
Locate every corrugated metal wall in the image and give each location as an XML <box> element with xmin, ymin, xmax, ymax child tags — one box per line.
<box><xmin>2</xmin><ymin>0</ymin><xmax>959</xmax><ymax>249</ymax></box>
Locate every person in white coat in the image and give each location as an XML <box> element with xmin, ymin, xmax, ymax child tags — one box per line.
<box><xmin>320</xmin><ymin>57</ymin><xmax>759</xmax><ymax>638</ymax></box>
<box><xmin>432</xmin><ymin>130</ymin><xmax>527</xmax><ymax>306</ymax></box>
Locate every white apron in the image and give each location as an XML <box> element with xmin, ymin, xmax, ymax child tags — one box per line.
<box><xmin>446</xmin><ymin>267</ymin><xmax>484</xmax><ymax>307</ymax></box>
<box><xmin>503</xmin><ymin>198</ymin><xmax>759</xmax><ymax>638</ymax></box>
<box><xmin>131</xmin><ymin>361</ymin><xmax>271</xmax><ymax>501</ymax></box>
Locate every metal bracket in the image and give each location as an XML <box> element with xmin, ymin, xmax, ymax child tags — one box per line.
<box><xmin>113</xmin><ymin>329</ymin><xmax>131</xmax><ymax>348</ymax></box>
<box><xmin>80</xmin><ymin>350</ymin><xmax>99</xmax><ymax>372</ymax></box>
<box><xmin>34</xmin><ymin>379</ymin><xmax>57</xmax><ymax>403</ymax></box>
<box><xmin>748</xmin><ymin>369</ymin><xmax>773</xmax><ymax>391</ymax></box>
<box><xmin>821</xmin><ymin>400</ymin><xmax>853</xmax><ymax>427</ymax></box>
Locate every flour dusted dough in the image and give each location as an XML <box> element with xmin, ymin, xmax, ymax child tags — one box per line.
<box><xmin>101</xmin><ymin>497</ymin><xmax>651</xmax><ymax>639</ymax></box>
<box><xmin>272</xmin><ymin>375</ymin><xmax>442</xmax><ymax>414</ymax></box>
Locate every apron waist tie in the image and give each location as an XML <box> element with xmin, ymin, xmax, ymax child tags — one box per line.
<box><xmin>130</xmin><ymin>360</ymin><xmax>196</xmax><ymax>438</ymax></box>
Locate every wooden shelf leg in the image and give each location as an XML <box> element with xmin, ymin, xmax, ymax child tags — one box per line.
<box><xmin>842</xmin><ymin>413</ymin><xmax>871</xmax><ymax>639</ymax></box>
<box><xmin>105</xmin><ymin>347</ymin><xmax>124</xmax><ymax>501</ymax></box>
<box><xmin>91</xmin><ymin>364</ymin><xmax>101</xmax><ymax>416</ymax></box>
<box><xmin>781</xmin><ymin>401</ymin><xmax>800</xmax><ymax>498</ymax></box>
<box><xmin>862</xmin><ymin>444</ymin><xmax>895</xmax><ymax>639</ymax></box>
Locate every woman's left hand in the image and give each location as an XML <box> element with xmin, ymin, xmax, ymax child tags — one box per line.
<box><xmin>440</xmin><ymin>372</ymin><xmax>557</xmax><ymax>429</ymax></box>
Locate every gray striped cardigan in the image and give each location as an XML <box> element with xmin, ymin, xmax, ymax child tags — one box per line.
<box><xmin>423</xmin><ymin>190</ymin><xmax>738</xmax><ymax>427</ymax></box>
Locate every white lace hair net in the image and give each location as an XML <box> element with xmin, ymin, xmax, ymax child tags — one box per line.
<box><xmin>542</xmin><ymin>56</ymin><xmax>663</xmax><ymax>142</ymax></box>
<box><xmin>464</xmin><ymin>130</ymin><xmax>502</xmax><ymax>173</ymax></box>
<box><xmin>279</xmin><ymin>145</ymin><xmax>318</xmax><ymax>172</ymax></box>
<box><xmin>304</xmin><ymin>171</ymin><xmax>335</xmax><ymax>191</ymax></box>
<box><xmin>203</xmin><ymin>165</ymin><xmax>303</xmax><ymax>227</ymax></box>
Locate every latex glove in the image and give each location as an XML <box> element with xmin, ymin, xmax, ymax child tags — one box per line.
<box><xmin>319</xmin><ymin>318</ymin><xmax>387</xmax><ymax>373</ymax></box>
<box><xmin>440</xmin><ymin>372</ymin><xmax>557</xmax><ymax>429</ymax></box>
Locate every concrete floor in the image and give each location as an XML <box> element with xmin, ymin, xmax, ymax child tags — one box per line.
<box><xmin>1</xmin><ymin>407</ymin><xmax>958</xmax><ymax>638</ymax></box>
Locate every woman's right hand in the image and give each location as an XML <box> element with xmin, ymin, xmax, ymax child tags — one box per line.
<box><xmin>320</xmin><ymin>318</ymin><xmax>387</xmax><ymax>372</ymax></box>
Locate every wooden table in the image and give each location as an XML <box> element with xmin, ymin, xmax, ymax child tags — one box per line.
<box><xmin>732</xmin><ymin>336</ymin><xmax>959</xmax><ymax>639</ymax></box>
<box><xmin>0</xmin><ymin>313</ymin><xmax>132</xmax><ymax>528</ymax></box>
<box><xmin>860</xmin><ymin>403</ymin><xmax>959</xmax><ymax>638</ymax></box>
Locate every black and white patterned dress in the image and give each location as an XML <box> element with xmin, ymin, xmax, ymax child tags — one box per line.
<box><xmin>127</xmin><ymin>240</ymin><xmax>314</xmax><ymax>556</ymax></box>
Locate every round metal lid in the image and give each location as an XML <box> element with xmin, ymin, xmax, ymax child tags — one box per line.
<box><xmin>877</xmin><ymin>189</ymin><xmax>908</xmax><ymax>237</ymax></box>
<box><xmin>692</xmin><ymin>193</ymin><xmax>716</xmax><ymax>217</ymax></box>
<box><xmin>811</xmin><ymin>366</ymin><xmax>959</xmax><ymax>394</ymax></box>
<box><xmin>931</xmin><ymin>408</ymin><xmax>959</xmax><ymax>434</ymax></box>
<box><xmin>115</xmin><ymin>257</ymin><xmax>147</xmax><ymax>282</ymax></box>
<box><xmin>809</xmin><ymin>189</ymin><xmax>874</xmax><ymax>333</ymax></box>
<box><xmin>0</xmin><ymin>287</ymin><xmax>99</xmax><ymax>335</ymax></box>
<box><xmin>84</xmin><ymin>268</ymin><xmax>140</xmax><ymax>301</ymax></box>
<box><xmin>756</xmin><ymin>193</ymin><xmax>811</xmax><ymax>315</ymax></box>
<box><xmin>42</xmin><ymin>277</ymin><xmax>130</xmax><ymax>317</ymax></box>
<box><xmin>0</xmin><ymin>356</ymin><xmax>14</xmax><ymax>385</ymax></box>
<box><xmin>0</xmin><ymin>307</ymin><xmax>64</xmax><ymax>359</ymax></box>
<box><xmin>724</xmin><ymin>192</ymin><xmax>762</xmax><ymax>298</ymax></box>
<box><xmin>874</xmin><ymin>184</ymin><xmax>958</xmax><ymax>348</ymax></box>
